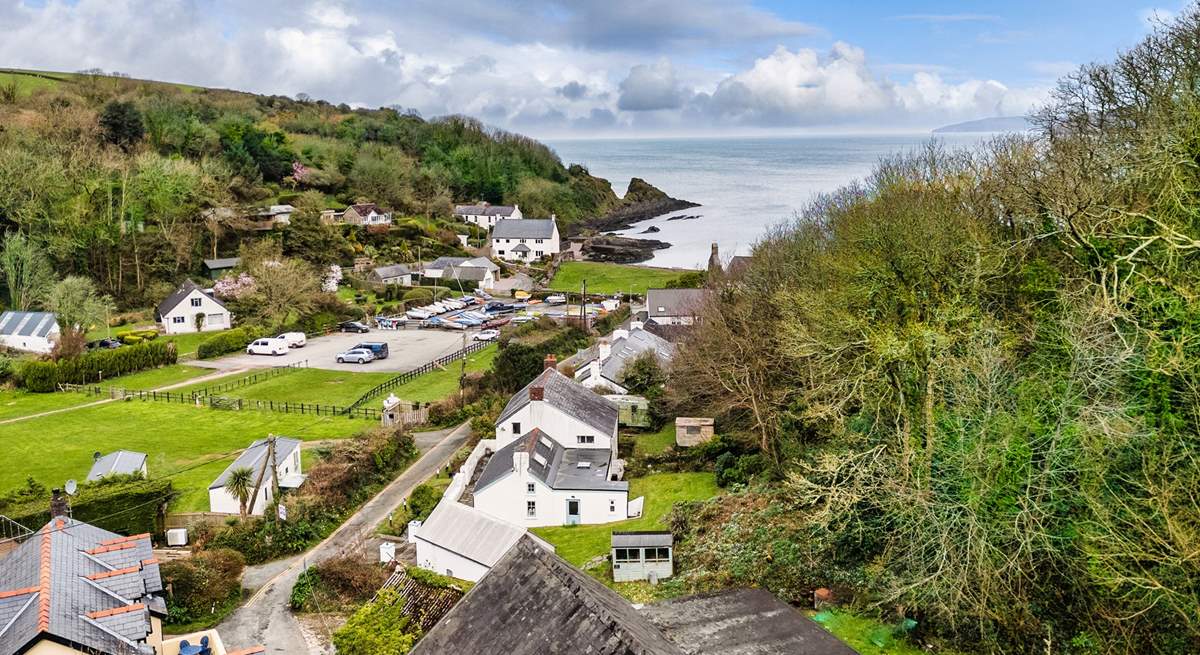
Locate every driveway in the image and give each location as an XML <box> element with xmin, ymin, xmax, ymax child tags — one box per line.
<box><xmin>214</xmin><ymin>423</ymin><xmax>473</xmax><ymax>654</ymax></box>
<box><xmin>196</xmin><ymin>328</ymin><xmax>467</xmax><ymax>373</ymax></box>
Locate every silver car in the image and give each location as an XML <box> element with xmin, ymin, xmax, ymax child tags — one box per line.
<box><xmin>336</xmin><ymin>348</ymin><xmax>375</xmax><ymax>364</ymax></box>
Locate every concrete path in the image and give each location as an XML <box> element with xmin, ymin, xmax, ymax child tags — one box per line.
<box><xmin>214</xmin><ymin>422</ymin><xmax>472</xmax><ymax>654</ymax></box>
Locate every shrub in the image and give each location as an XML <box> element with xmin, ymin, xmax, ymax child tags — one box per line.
<box><xmin>161</xmin><ymin>548</ymin><xmax>245</xmax><ymax>628</ymax></box>
<box><xmin>121</xmin><ymin>335</ymin><xmax>144</xmax><ymax>345</ymax></box>
<box><xmin>407</xmin><ymin>483</ymin><xmax>441</xmax><ymax>522</ymax></box>
<box><xmin>0</xmin><ymin>476</ymin><xmax>172</xmax><ymax>536</ymax></box>
<box><xmin>332</xmin><ymin>589</ymin><xmax>419</xmax><ymax>655</ymax></box>
<box><xmin>18</xmin><ymin>340</ymin><xmax>177</xmax><ymax>392</ymax></box>
<box><xmin>0</xmin><ymin>355</ymin><xmax>13</xmax><ymax>383</ymax></box>
<box><xmin>196</xmin><ymin>327</ymin><xmax>262</xmax><ymax>359</ymax></box>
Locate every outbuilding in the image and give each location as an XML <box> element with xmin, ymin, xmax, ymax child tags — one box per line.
<box><xmin>414</xmin><ymin>499</ymin><xmax>554</xmax><ymax>582</ymax></box>
<box><xmin>87</xmin><ymin>450</ymin><xmax>148</xmax><ymax>482</ymax></box>
<box><xmin>612</xmin><ymin>531</ymin><xmax>674</xmax><ymax>583</ymax></box>
<box><xmin>675</xmin><ymin>417</ymin><xmax>715</xmax><ymax>447</ymax></box>
<box><xmin>0</xmin><ymin>310</ymin><xmax>60</xmax><ymax>354</ymax></box>
<box><xmin>208</xmin><ymin>437</ymin><xmax>304</xmax><ymax>515</ymax></box>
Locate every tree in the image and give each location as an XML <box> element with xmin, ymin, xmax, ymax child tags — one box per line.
<box><xmin>283</xmin><ymin>191</ymin><xmax>350</xmax><ymax>267</ymax></box>
<box><xmin>332</xmin><ymin>589</ymin><xmax>418</xmax><ymax>655</ymax></box>
<box><xmin>225</xmin><ymin>467</ymin><xmax>255</xmax><ymax>519</ymax></box>
<box><xmin>44</xmin><ymin>276</ymin><xmax>111</xmax><ymax>338</ymax></box>
<box><xmin>99</xmin><ymin>101</ymin><xmax>144</xmax><ymax>150</ymax></box>
<box><xmin>619</xmin><ymin>351</ymin><xmax>665</xmax><ymax>395</ymax></box>
<box><xmin>0</xmin><ymin>233</ymin><xmax>53</xmax><ymax>310</ymax></box>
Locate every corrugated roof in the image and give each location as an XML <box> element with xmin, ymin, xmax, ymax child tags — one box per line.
<box><xmin>454</xmin><ymin>203</ymin><xmax>518</xmax><ymax>217</ymax></box>
<box><xmin>209</xmin><ymin>437</ymin><xmax>301</xmax><ymax>489</ymax></box>
<box><xmin>86</xmin><ymin>451</ymin><xmax>147</xmax><ymax>482</ymax></box>
<box><xmin>497</xmin><ymin>368</ymin><xmax>618</xmax><ymax>437</ymax></box>
<box><xmin>445</xmin><ymin>265</ymin><xmax>489</xmax><ymax>281</ymax></box>
<box><xmin>0</xmin><ymin>311</ymin><xmax>58</xmax><ymax>338</ymax></box>
<box><xmin>645</xmin><ymin>288</ymin><xmax>711</xmax><ymax>318</ymax></box>
<box><xmin>416</xmin><ymin>501</ymin><xmax>528</xmax><ymax>568</ymax></box>
<box><xmin>491</xmin><ymin>218</ymin><xmax>556</xmax><ymax>239</ymax></box>
<box><xmin>612</xmin><ymin>532</ymin><xmax>673</xmax><ymax>548</ymax></box>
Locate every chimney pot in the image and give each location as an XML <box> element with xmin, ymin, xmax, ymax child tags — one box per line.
<box><xmin>544</xmin><ymin>354</ymin><xmax>557</xmax><ymax>371</ymax></box>
<box><xmin>50</xmin><ymin>488</ymin><xmax>69</xmax><ymax>518</ymax></box>
<box><xmin>530</xmin><ymin>386</ymin><xmax>544</xmax><ymax>401</ymax></box>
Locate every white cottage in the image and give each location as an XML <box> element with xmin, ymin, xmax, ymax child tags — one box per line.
<box><xmin>157</xmin><ymin>280</ymin><xmax>231</xmax><ymax>335</ymax></box>
<box><xmin>491</xmin><ymin>218</ymin><xmax>560</xmax><ymax>262</ymax></box>
<box><xmin>0</xmin><ymin>310</ymin><xmax>60</xmax><ymax>354</ymax></box>
<box><xmin>414</xmin><ymin>500</ymin><xmax>555</xmax><ymax>582</ymax></box>
<box><xmin>208</xmin><ymin>437</ymin><xmax>305</xmax><ymax>515</ymax></box>
<box><xmin>574</xmin><ymin>322</ymin><xmax>675</xmax><ymax>394</ymax></box>
<box><xmin>453</xmin><ymin>202</ymin><xmax>522</xmax><ymax>229</ymax></box>
<box><xmin>645</xmin><ymin>288</ymin><xmax>712</xmax><ymax>326</ymax></box>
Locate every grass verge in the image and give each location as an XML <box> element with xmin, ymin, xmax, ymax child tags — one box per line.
<box><xmin>547</xmin><ymin>261</ymin><xmax>685</xmax><ymax>296</ymax></box>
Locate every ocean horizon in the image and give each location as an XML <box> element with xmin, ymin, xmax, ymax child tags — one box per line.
<box><xmin>548</xmin><ymin>133</ymin><xmax>986</xmax><ymax>269</ymax></box>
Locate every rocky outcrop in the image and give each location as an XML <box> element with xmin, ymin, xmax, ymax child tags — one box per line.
<box><xmin>582</xmin><ymin>235</ymin><xmax>671</xmax><ymax>264</ymax></box>
<box><xmin>579</xmin><ymin>178</ymin><xmax>700</xmax><ymax>233</ymax></box>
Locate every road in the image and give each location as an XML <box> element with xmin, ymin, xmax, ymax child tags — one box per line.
<box><xmin>214</xmin><ymin>422</ymin><xmax>472</xmax><ymax>654</ymax></box>
<box><xmin>196</xmin><ymin>328</ymin><xmax>467</xmax><ymax>373</ymax></box>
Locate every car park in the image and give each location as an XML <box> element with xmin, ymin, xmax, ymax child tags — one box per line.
<box><xmin>473</xmin><ymin>329</ymin><xmax>500</xmax><ymax>341</ymax></box>
<box><xmin>336</xmin><ymin>348</ymin><xmax>375</xmax><ymax>364</ymax></box>
<box><xmin>247</xmin><ymin>338</ymin><xmax>289</xmax><ymax>356</ymax></box>
<box><xmin>276</xmin><ymin>332</ymin><xmax>307</xmax><ymax>348</ymax></box>
<box><xmin>339</xmin><ymin>321</ymin><xmax>370</xmax><ymax>333</ymax></box>
<box><xmin>353</xmin><ymin>342</ymin><xmax>390</xmax><ymax>359</ymax></box>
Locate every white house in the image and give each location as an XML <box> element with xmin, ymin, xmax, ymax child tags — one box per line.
<box><xmin>87</xmin><ymin>450</ymin><xmax>148</xmax><ymax>482</ymax></box>
<box><xmin>491</xmin><ymin>219</ymin><xmax>560</xmax><ymax>263</ymax></box>
<box><xmin>368</xmin><ymin>264</ymin><xmax>415</xmax><ymax>286</ymax></box>
<box><xmin>342</xmin><ymin>202</ymin><xmax>392</xmax><ymax>226</ymax></box>
<box><xmin>444</xmin><ymin>264</ymin><xmax>496</xmax><ymax>291</ymax></box>
<box><xmin>414</xmin><ymin>499</ymin><xmax>554</xmax><ymax>582</ymax></box>
<box><xmin>157</xmin><ymin>279</ymin><xmax>231</xmax><ymax>335</ymax></box>
<box><xmin>254</xmin><ymin>204</ymin><xmax>295</xmax><ymax>227</ymax></box>
<box><xmin>645</xmin><ymin>288</ymin><xmax>712</xmax><ymax>326</ymax></box>
<box><xmin>473</xmin><ymin>359</ymin><xmax>628</xmax><ymax>527</ymax></box>
<box><xmin>422</xmin><ymin>256</ymin><xmax>498</xmax><ymax>280</ymax></box>
<box><xmin>453</xmin><ymin>202</ymin><xmax>522</xmax><ymax>229</ymax></box>
<box><xmin>0</xmin><ymin>310</ymin><xmax>60</xmax><ymax>354</ymax></box>
<box><xmin>208</xmin><ymin>437</ymin><xmax>305</xmax><ymax>515</ymax></box>
<box><xmin>574</xmin><ymin>321</ymin><xmax>675</xmax><ymax>394</ymax></box>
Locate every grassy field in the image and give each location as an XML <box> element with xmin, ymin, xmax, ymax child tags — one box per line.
<box><xmin>390</xmin><ymin>344</ymin><xmax>498</xmax><ymax>403</ymax></box>
<box><xmin>0</xmin><ymin>399</ymin><xmax>374</xmax><ymax>511</ymax></box>
<box><xmin>811</xmin><ymin>611</ymin><xmax>957</xmax><ymax>655</ymax></box>
<box><xmin>0</xmin><ymin>70</ymin><xmax>66</xmax><ymax>97</ymax></box>
<box><xmin>548</xmin><ymin>261</ymin><xmax>686</xmax><ymax>296</ymax></box>
<box><xmin>0</xmin><ymin>365</ymin><xmax>218</xmax><ymax>421</ymax></box>
<box><xmin>532</xmin><ymin>472</ymin><xmax>720</xmax><ymax>566</ymax></box>
<box><xmin>630</xmin><ymin>424</ymin><xmax>676</xmax><ymax>457</ymax></box>
<box><xmin>210</xmin><ymin>368</ymin><xmax>398</xmax><ymax>406</ymax></box>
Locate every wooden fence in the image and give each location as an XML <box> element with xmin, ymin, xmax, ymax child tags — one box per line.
<box><xmin>189</xmin><ymin>361</ymin><xmax>306</xmax><ymax>397</ymax></box>
<box><xmin>344</xmin><ymin>340</ymin><xmax>491</xmax><ymax>413</ymax></box>
<box><xmin>62</xmin><ymin>380</ymin><xmax>385</xmax><ymax>421</ymax></box>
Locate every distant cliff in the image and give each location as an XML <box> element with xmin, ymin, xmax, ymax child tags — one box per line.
<box><xmin>577</xmin><ymin>177</ymin><xmax>700</xmax><ymax>234</ymax></box>
<box><xmin>933</xmin><ymin>116</ymin><xmax>1033</xmax><ymax>134</ymax></box>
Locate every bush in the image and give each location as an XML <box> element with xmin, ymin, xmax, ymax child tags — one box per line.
<box><xmin>18</xmin><ymin>340</ymin><xmax>177</xmax><ymax>392</ymax></box>
<box><xmin>121</xmin><ymin>334</ymin><xmax>144</xmax><ymax>345</ymax></box>
<box><xmin>714</xmin><ymin>452</ymin><xmax>767</xmax><ymax>487</ymax></box>
<box><xmin>407</xmin><ymin>483</ymin><xmax>441</xmax><ymax>522</ymax></box>
<box><xmin>161</xmin><ymin>548</ymin><xmax>245</xmax><ymax>628</ymax></box>
<box><xmin>0</xmin><ymin>476</ymin><xmax>172</xmax><ymax>536</ymax></box>
<box><xmin>332</xmin><ymin>589</ymin><xmax>419</xmax><ymax>655</ymax></box>
<box><xmin>0</xmin><ymin>355</ymin><xmax>13</xmax><ymax>383</ymax></box>
<box><xmin>196</xmin><ymin>327</ymin><xmax>262</xmax><ymax>359</ymax></box>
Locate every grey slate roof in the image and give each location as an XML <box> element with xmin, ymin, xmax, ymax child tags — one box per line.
<box><xmin>416</xmin><ymin>501</ymin><xmax>529</xmax><ymax>568</ymax></box>
<box><xmin>203</xmin><ymin>256</ymin><xmax>241</xmax><ymax>270</ymax></box>
<box><xmin>497</xmin><ymin>368</ymin><xmax>618</xmax><ymax>437</ymax></box>
<box><xmin>411</xmin><ymin>535</ymin><xmax>687</xmax><ymax>655</ymax></box>
<box><xmin>371</xmin><ymin>264</ymin><xmax>412</xmax><ymax>279</ymax></box>
<box><xmin>209</xmin><ymin>437</ymin><xmax>301</xmax><ymax>489</ymax></box>
<box><xmin>511</xmin><ymin>243</ymin><xmax>531</xmax><ymax>253</ymax></box>
<box><xmin>156</xmin><ymin>279</ymin><xmax>225</xmax><ymax>317</ymax></box>
<box><xmin>646</xmin><ymin>288</ymin><xmax>711</xmax><ymax>319</ymax></box>
<box><xmin>424</xmin><ymin>256</ymin><xmax>498</xmax><ymax>273</ymax></box>
<box><xmin>641</xmin><ymin>588</ymin><xmax>859</xmax><ymax>655</ymax></box>
<box><xmin>454</xmin><ymin>203</ymin><xmax>518</xmax><ymax>217</ymax></box>
<box><xmin>475</xmin><ymin>429</ymin><xmax>628</xmax><ymax>494</ymax></box>
<box><xmin>445</xmin><ymin>265</ymin><xmax>489</xmax><ymax>282</ymax></box>
<box><xmin>613</xmin><ymin>531</ymin><xmax>673</xmax><ymax>549</ymax></box>
<box><xmin>600</xmin><ymin>329</ymin><xmax>676</xmax><ymax>385</ymax></box>
<box><xmin>86</xmin><ymin>451</ymin><xmax>147</xmax><ymax>482</ymax></box>
<box><xmin>0</xmin><ymin>517</ymin><xmax>165</xmax><ymax>655</ymax></box>
<box><xmin>0</xmin><ymin>311</ymin><xmax>58</xmax><ymax>338</ymax></box>
<box><xmin>492</xmin><ymin>218</ymin><xmax>556</xmax><ymax>240</ymax></box>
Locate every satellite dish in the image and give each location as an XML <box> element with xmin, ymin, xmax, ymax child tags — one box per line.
<box><xmin>65</xmin><ymin>480</ymin><xmax>78</xmax><ymax>496</ymax></box>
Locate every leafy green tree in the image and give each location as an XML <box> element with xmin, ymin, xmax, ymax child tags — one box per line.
<box><xmin>99</xmin><ymin>101</ymin><xmax>144</xmax><ymax>150</ymax></box>
<box><xmin>44</xmin><ymin>276</ymin><xmax>111</xmax><ymax>337</ymax></box>
<box><xmin>283</xmin><ymin>191</ymin><xmax>350</xmax><ymax>267</ymax></box>
<box><xmin>619</xmin><ymin>351</ymin><xmax>665</xmax><ymax>395</ymax></box>
<box><xmin>0</xmin><ymin>232</ymin><xmax>53</xmax><ymax>310</ymax></box>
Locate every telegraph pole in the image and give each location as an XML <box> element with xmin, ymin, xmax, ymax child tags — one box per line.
<box><xmin>581</xmin><ymin>279</ymin><xmax>588</xmax><ymax>330</ymax></box>
<box><xmin>459</xmin><ymin>328</ymin><xmax>467</xmax><ymax>404</ymax></box>
<box><xmin>249</xmin><ymin>434</ymin><xmax>276</xmax><ymax>519</ymax></box>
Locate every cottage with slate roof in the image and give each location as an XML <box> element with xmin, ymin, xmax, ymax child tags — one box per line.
<box><xmin>646</xmin><ymin>287</ymin><xmax>712</xmax><ymax>326</ymax></box>
<box><xmin>574</xmin><ymin>320</ymin><xmax>675</xmax><ymax>393</ymax></box>
<box><xmin>420</xmin><ymin>256</ymin><xmax>498</xmax><ymax>281</ymax></box>
<box><xmin>341</xmin><ymin>202</ymin><xmax>392</xmax><ymax>226</ymax></box>
<box><xmin>473</xmin><ymin>358</ymin><xmax>628</xmax><ymax>526</ymax></box>
<box><xmin>367</xmin><ymin>264</ymin><xmax>415</xmax><ymax>287</ymax></box>
<box><xmin>453</xmin><ymin>202</ymin><xmax>522</xmax><ymax>229</ymax></box>
<box><xmin>208</xmin><ymin>437</ymin><xmax>304</xmax><ymax>515</ymax></box>
<box><xmin>0</xmin><ymin>310</ymin><xmax>60</xmax><ymax>354</ymax></box>
<box><xmin>491</xmin><ymin>218</ymin><xmax>559</xmax><ymax>262</ymax></box>
<box><xmin>156</xmin><ymin>280</ymin><xmax>230</xmax><ymax>335</ymax></box>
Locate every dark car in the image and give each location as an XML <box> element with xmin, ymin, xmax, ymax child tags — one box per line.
<box><xmin>338</xmin><ymin>321</ymin><xmax>370</xmax><ymax>333</ymax></box>
<box><xmin>353</xmin><ymin>341</ymin><xmax>390</xmax><ymax>359</ymax></box>
<box><xmin>87</xmin><ymin>338</ymin><xmax>122</xmax><ymax>350</ymax></box>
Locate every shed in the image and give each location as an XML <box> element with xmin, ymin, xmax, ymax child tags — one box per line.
<box><xmin>612</xmin><ymin>531</ymin><xmax>673</xmax><ymax>583</ymax></box>
<box><xmin>0</xmin><ymin>310</ymin><xmax>60</xmax><ymax>354</ymax></box>
<box><xmin>676</xmin><ymin>417</ymin><xmax>715</xmax><ymax>447</ymax></box>
<box><xmin>87</xmin><ymin>450</ymin><xmax>148</xmax><ymax>482</ymax></box>
<box><xmin>604</xmin><ymin>394</ymin><xmax>652</xmax><ymax>427</ymax></box>
<box><xmin>203</xmin><ymin>256</ymin><xmax>241</xmax><ymax>279</ymax></box>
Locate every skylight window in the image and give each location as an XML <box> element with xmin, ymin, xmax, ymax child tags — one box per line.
<box><xmin>533</xmin><ymin>453</ymin><xmax>547</xmax><ymax>467</ymax></box>
<box><xmin>576</xmin><ymin>461</ymin><xmax>592</xmax><ymax>469</ymax></box>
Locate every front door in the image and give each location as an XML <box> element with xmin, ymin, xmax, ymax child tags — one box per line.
<box><xmin>566</xmin><ymin>499</ymin><xmax>581</xmax><ymax>525</ymax></box>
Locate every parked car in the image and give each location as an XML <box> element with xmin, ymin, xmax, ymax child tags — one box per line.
<box><xmin>473</xmin><ymin>329</ymin><xmax>500</xmax><ymax>341</ymax></box>
<box><xmin>353</xmin><ymin>342</ymin><xmax>390</xmax><ymax>359</ymax></box>
<box><xmin>338</xmin><ymin>321</ymin><xmax>370</xmax><ymax>333</ymax></box>
<box><xmin>276</xmin><ymin>332</ymin><xmax>307</xmax><ymax>348</ymax></box>
<box><xmin>336</xmin><ymin>348</ymin><xmax>375</xmax><ymax>364</ymax></box>
<box><xmin>545</xmin><ymin>294</ymin><xmax>567</xmax><ymax>305</ymax></box>
<box><xmin>247</xmin><ymin>338</ymin><xmax>289</xmax><ymax>356</ymax></box>
<box><xmin>88</xmin><ymin>338</ymin><xmax>122</xmax><ymax>350</ymax></box>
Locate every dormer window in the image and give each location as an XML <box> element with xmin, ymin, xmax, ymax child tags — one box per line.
<box><xmin>577</xmin><ymin>435</ymin><xmax>595</xmax><ymax>445</ymax></box>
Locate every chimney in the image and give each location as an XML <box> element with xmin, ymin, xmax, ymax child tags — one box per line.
<box><xmin>529</xmin><ymin>386</ymin><xmax>544</xmax><ymax>401</ymax></box>
<box><xmin>50</xmin><ymin>488</ymin><xmax>69</xmax><ymax>518</ymax></box>
<box><xmin>630</xmin><ymin>320</ymin><xmax>644</xmax><ymax>332</ymax></box>
<box><xmin>612</xmin><ymin>328</ymin><xmax>629</xmax><ymax>342</ymax></box>
<box><xmin>544</xmin><ymin>354</ymin><xmax>557</xmax><ymax>371</ymax></box>
<box><xmin>598</xmin><ymin>338</ymin><xmax>612</xmax><ymax>361</ymax></box>
<box><xmin>93</xmin><ymin>451</ymin><xmax>103</xmax><ymax>462</ymax></box>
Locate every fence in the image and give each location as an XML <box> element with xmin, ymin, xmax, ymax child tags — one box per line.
<box><xmin>344</xmin><ymin>340</ymin><xmax>492</xmax><ymax>413</ymax></box>
<box><xmin>62</xmin><ymin>381</ymin><xmax>384</xmax><ymax>421</ymax></box>
<box><xmin>188</xmin><ymin>361</ymin><xmax>306</xmax><ymax>397</ymax></box>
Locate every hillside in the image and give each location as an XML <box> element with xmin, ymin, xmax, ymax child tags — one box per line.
<box><xmin>932</xmin><ymin>115</ymin><xmax>1032</xmax><ymax>133</ymax></box>
<box><xmin>0</xmin><ymin>68</ymin><xmax>678</xmax><ymax>308</ymax></box>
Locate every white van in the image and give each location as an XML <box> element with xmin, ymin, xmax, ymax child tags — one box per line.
<box><xmin>276</xmin><ymin>332</ymin><xmax>307</xmax><ymax>348</ymax></box>
<box><xmin>246</xmin><ymin>338</ymin><xmax>289</xmax><ymax>356</ymax></box>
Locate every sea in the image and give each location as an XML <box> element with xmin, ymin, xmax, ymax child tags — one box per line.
<box><xmin>547</xmin><ymin>134</ymin><xmax>986</xmax><ymax>269</ymax></box>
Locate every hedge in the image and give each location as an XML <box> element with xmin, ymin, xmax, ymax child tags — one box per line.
<box><xmin>0</xmin><ymin>476</ymin><xmax>173</xmax><ymax>536</ymax></box>
<box><xmin>196</xmin><ymin>327</ymin><xmax>263</xmax><ymax>359</ymax></box>
<box><xmin>19</xmin><ymin>340</ymin><xmax>177</xmax><ymax>392</ymax></box>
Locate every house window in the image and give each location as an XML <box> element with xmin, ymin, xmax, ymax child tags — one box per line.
<box><xmin>535</xmin><ymin>239</ymin><xmax>543</xmax><ymax>244</ymax></box>
<box><xmin>190</xmin><ymin>297</ymin><xmax>202</xmax><ymax>307</ymax></box>
<box><xmin>526</xmin><ymin>500</ymin><xmax>536</xmax><ymax>517</ymax></box>
<box><xmin>497</xmin><ymin>250</ymin><xmax>505</xmax><ymax>256</ymax></box>
<box><xmin>645</xmin><ymin>547</ymin><xmax>671</xmax><ymax>562</ymax></box>
<box><xmin>614</xmin><ymin>548</ymin><xmax>637</xmax><ymax>563</ymax></box>
<box><xmin>536</xmin><ymin>251</ymin><xmax>543</xmax><ymax>258</ymax></box>
<box><xmin>512</xmin><ymin>422</ymin><xmax>521</xmax><ymax>434</ymax></box>
<box><xmin>577</xmin><ymin>435</ymin><xmax>595</xmax><ymax>444</ymax></box>
<box><xmin>172</xmin><ymin>316</ymin><xmax>186</xmax><ymax>324</ymax></box>
<box><xmin>527</xmin><ymin>482</ymin><xmax>536</xmax><ymax>494</ymax></box>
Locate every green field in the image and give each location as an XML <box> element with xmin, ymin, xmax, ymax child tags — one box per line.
<box><xmin>209</xmin><ymin>368</ymin><xmax>397</xmax><ymax>406</ymax></box>
<box><xmin>0</xmin><ymin>365</ymin><xmax>217</xmax><ymax>421</ymax></box>
<box><xmin>0</xmin><ymin>70</ymin><xmax>66</xmax><ymax>97</ymax></box>
<box><xmin>532</xmin><ymin>472</ymin><xmax>720</xmax><ymax>566</ymax></box>
<box><xmin>548</xmin><ymin>261</ymin><xmax>686</xmax><ymax>296</ymax></box>
<box><xmin>0</xmin><ymin>399</ymin><xmax>373</xmax><ymax>511</ymax></box>
<box><xmin>630</xmin><ymin>424</ymin><xmax>676</xmax><ymax>457</ymax></box>
<box><xmin>390</xmin><ymin>344</ymin><xmax>498</xmax><ymax>403</ymax></box>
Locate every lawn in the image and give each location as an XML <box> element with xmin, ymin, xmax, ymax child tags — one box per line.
<box><xmin>810</xmin><ymin>610</ymin><xmax>960</xmax><ymax>655</ymax></box>
<box><xmin>0</xmin><ymin>365</ymin><xmax>216</xmax><ymax>421</ymax></box>
<box><xmin>212</xmin><ymin>368</ymin><xmax>397</xmax><ymax>406</ymax></box>
<box><xmin>532</xmin><ymin>472</ymin><xmax>720</xmax><ymax>567</ymax></box>
<box><xmin>0</xmin><ymin>400</ymin><xmax>374</xmax><ymax>511</ymax></box>
<box><xmin>84</xmin><ymin>323</ymin><xmax>232</xmax><ymax>359</ymax></box>
<box><xmin>548</xmin><ymin>261</ymin><xmax>686</xmax><ymax>296</ymax></box>
<box><xmin>629</xmin><ymin>424</ymin><xmax>676</xmax><ymax>457</ymax></box>
<box><xmin>390</xmin><ymin>344</ymin><xmax>498</xmax><ymax>403</ymax></box>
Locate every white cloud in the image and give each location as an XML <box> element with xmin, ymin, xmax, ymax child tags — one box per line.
<box><xmin>618</xmin><ymin>60</ymin><xmax>689</xmax><ymax>111</ymax></box>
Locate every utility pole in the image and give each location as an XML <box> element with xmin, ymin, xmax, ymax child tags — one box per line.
<box><xmin>581</xmin><ymin>279</ymin><xmax>588</xmax><ymax>331</ymax></box>
<box><xmin>249</xmin><ymin>434</ymin><xmax>276</xmax><ymax>520</ymax></box>
<box><xmin>459</xmin><ymin>328</ymin><xmax>467</xmax><ymax>404</ymax></box>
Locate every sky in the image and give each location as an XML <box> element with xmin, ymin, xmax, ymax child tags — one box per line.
<box><xmin>0</xmin><ymin>0</ymin><xmax>1183</xmax><ymax>137</ymax></box>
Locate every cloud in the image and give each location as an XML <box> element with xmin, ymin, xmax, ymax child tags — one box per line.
<box><xmin>618</xmin><ymin>60</ymin><xmax>690</xmax><ymax>111</ymax></box>
<box><xmin>557</xmin><ymin>81</ymin><xmax>590</xmax><ymax>100</ymax></box>
<box><xmin>892</xmin><ymin>14</ymin><xmax>1000</xmax><ymax>23</ymax></box>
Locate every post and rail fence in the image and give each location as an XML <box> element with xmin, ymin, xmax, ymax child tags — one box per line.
<box><xmin>343</xmin><ymin>340</ymin><xmax>491</xmax><ymax>413</ymax></box>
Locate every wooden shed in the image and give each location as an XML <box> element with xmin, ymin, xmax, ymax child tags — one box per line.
<box><xmin>612</xmin><ymin>531</ymin><xmax>674</xmax><ymax>583</ymax></box>
<box><xmin>675</xmin><ymin>417</ymin><xmax>715</xmax><ymax>447</ymax></box>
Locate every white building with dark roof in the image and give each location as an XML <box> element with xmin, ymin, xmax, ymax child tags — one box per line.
<box><xmin>491</xmin><ymin>218</ymin><xmax>559</xmax><ymax>262</ymax></box>
<box><xmin>573</xmin><ymin>320</ymin><xmax>675</xmax><ymax>393</ymax></box>
<box><xmin>367</xmin><ymin>264</ymin><xmax>415</xmax><ymax>286</ymax></box>
<box><xmin>413</xmin><ymin>499</ymin><xmax>554</xmax><ymax>582</ymax></box>
<box><xmin>421</xmin><ymin>256</ymin><xmax>498</xmax><ymax>280</ymax></box>
<box><xmin>156</xmin><ymin>279</ymin><xmax>230</xmax><ymax>335</ymax></box>
<box><xmin>645</xmin><ymin>287</ymin><xmax>712</xmax><ymax>326</ymax></box>
<box><xmin>208</xmin><ymin>437</ymin><xmax>304</xmax><ymax>515</ymax></box>
<box><xmin>453</xmin><ymin>202</ymin><xmax>522</xmax><ymax>229</ymax></box>
<box><xmin>0</xmin><ymin>310</ymin><xmax>60</xmax><ymax>354</ymax></box>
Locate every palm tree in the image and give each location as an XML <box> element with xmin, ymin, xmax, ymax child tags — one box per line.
<box><xmin>226</xmin><ymin>467</ymin><xmax>255</xmax><ymax>519</ymax></box>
